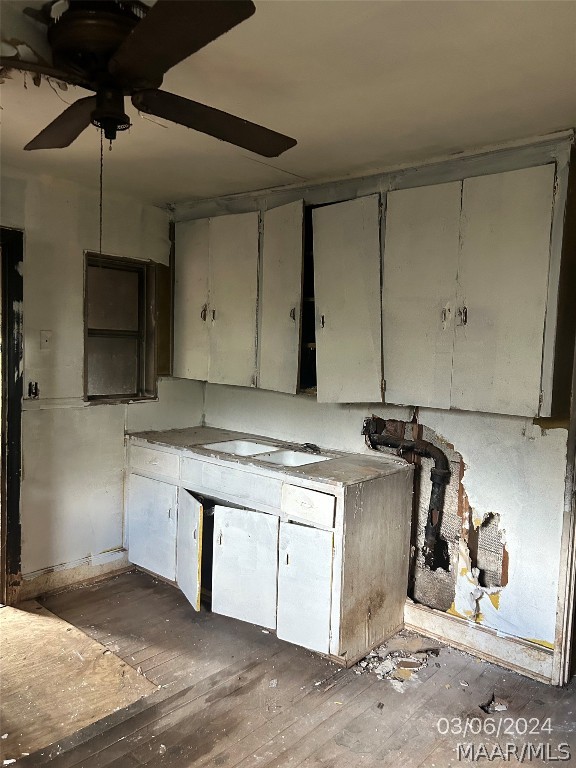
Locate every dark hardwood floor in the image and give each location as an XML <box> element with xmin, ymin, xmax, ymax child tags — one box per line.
<box><xmin>11</xmin><ymin>570</ymin><xmax>575</xmax><ymax>768</ymax></box>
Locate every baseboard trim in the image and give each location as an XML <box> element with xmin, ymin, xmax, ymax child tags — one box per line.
<box><xmin>19</xmin><ymin>549</ymin><xmax>130</xmax><ymax>600</ymax></box>
<box><xmin>405</xmin><ymin>601</ymin><xmax>554</xmax><ymax>684</ymax></box>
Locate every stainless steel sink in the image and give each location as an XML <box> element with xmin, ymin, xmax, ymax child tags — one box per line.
<box><xmin>258</xmin><ymin>450</ymin><xmax>330</xmax><ymax>467</ymax></box>
<box><xmin>203</xmin><ymin>440</ymin><xmax>279</xmax><ymax>456</ymax></box>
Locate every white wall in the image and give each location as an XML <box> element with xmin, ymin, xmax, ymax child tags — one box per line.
<box><xmin>1</xmin><ymin>168</ymin><xmax>204</xmax><ymax>595</ymax></box>
<box><xmin>204</xmin><ymin>383</ymin><xmax>567</xmax><ymax>645</ymax></box>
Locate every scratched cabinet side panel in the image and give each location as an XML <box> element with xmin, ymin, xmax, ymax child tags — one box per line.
<box><xmin>452</xmin><ymin>164</ymin><xmax>556</xmax><ymax>415</ymax></box>
<box><xmin>208</xmin><ymin>212</ymin><xmax>260</xmax><ymax>387</ymax></box>
<box><xmin>313</xmin><ymin>195</ymin><xmax>382</xmax><ymax>403</ymax></box>
<box><xmin>382</xmin><ymin>182</ymin><xmax>461</xmax><ymax>409</ymax></box>
<box><xmin>259</xmin><ymin>200</ymin><xmax>304</xmax><ymax>394</ymax></box>
<box><xmin>212</xmin><ymin>505</ymin><xmax>279</xmax><ymax>629</ymax></box>
<box><xmin>173</xmin><ymin>218</ymin><xmax>210</xmax><ymax>380</ymax></box>
<box><xmin>277</xmin><ymin>521</ymin><xmax>333</xmax><ymax>653</ymax></box>
<box><xmin>127</xmin><ymin>473</ymin><xmax>177</xmax><ymax>581</ymax></box>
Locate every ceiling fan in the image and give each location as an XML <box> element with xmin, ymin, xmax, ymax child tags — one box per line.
<box><xmin>0</xmin><ymin>0</ymin><xmax>297</xmax><ymax>157</ymax></box>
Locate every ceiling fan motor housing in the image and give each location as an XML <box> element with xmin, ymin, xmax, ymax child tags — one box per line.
<box><xmin>91</xmin><ymin>88</ymin><xmax>130</xmax><ymax>141</ymax></box>
<box><xmin>47</xmin><ymin>0</ymin><xmax>142</xmax><ymax>80</ymax></box>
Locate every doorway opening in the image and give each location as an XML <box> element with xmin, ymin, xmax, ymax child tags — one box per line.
<box><xmin>1</xmin><ymin>228</ymin><xmax>24</xmax><ymax>605</ymax></box>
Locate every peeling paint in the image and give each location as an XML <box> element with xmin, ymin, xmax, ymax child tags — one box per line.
<box><xmin>453</xmin><ymin>537</ymin><xmax>505</xmax><ymax>624</ymax></box>
<box><xmin>488</xmin><ymin>592</ymin><xmax>501</xmax><ymax>610</ymax></box>
<box><xmin>525</xmin><ymin>638</ymin><xmax>554</xmax><ymax>650</ymax></box>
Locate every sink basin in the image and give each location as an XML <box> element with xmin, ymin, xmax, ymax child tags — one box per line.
<box><xmin>203</xmin><ymin>440</ymin><xmax>279</xmax><ymax>456</ymax></box>
<box><xmin>258</xmin><ymin>450</ymin><xmax>331</xmax><ymax>467</ymax></box>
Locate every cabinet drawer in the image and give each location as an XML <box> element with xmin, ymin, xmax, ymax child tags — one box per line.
<box><xmin>181</xmin><ymin>457</ymin><xmax>282</xmax><ymax>509</ymax></box>
<box><xmin>129</xmin><ymin>445</ymin><xmax>180</xmax><ymax>480</ymax></box>
<box><xmin>281</xmin><ymin>484</ymin><xmax>336</xmax><ymax>529</ymax></box>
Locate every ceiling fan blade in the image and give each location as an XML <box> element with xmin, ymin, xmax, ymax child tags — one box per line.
<box><xmin>110</xmin><ymin>0</ymin><xmax>255</xmax><ymax>86</ymax></box>
<box><xmin>133</xmin><ymin>90</ymin><xmax>297</xmax><ymax>158</ymax></box>
<box><xmin>0</xmin><ymin>56</ymin><xmax>86</xmax><ymax>86</ymax></box>
<box><xmin>24</xmin><ymin>95</ymin><xmax>96</xmax><ymax>150</ymax></box>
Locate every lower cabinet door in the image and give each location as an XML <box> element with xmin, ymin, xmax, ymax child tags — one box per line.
<box><xmin>177</xmin><ymin>490</ymin><xmax>204</xmax><ymax>611</ymax></box>
<box><xmin>212</xmin><ymin>505</ymin><xmax>279</xmax><ymax>629</ymax></box>
<box><xmin>277</xmin><ymin>522</ymin><xmax>334</xmax><ymax>653</ymax></box>
<box><xmin>127</xmin><ymin>473</ymin><xmax>177</xmax><ymax>581</ymax></box>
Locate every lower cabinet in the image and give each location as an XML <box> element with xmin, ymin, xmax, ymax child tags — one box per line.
<box><xmin>126</xmin><ymin>440</ymin><xmax>412</xmax><ymax>665</ymax></box>
<box><xmin>212</xmin><ymin>505</ymin><xmax>279</xmax><ymax>629</ymax></box>
<box><xmin>127</xmin><ymin>473</ymin><xmax>177</xmax><ymax>582</ymax></box>
<box><xmin>277</xmin><ymin>522</ymin><xmax>334</xmax><ymax>654</ymax></box>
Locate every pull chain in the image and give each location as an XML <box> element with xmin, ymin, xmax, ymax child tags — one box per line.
<box><xmin>99</xmin><ymin>129</ymin><xmax>104</xmax><ymax>255</ymax></box>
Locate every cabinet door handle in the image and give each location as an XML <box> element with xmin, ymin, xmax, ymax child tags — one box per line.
<box><xmin>457</xmin><ymin>306</ymin><xmax>468</xmax><ymax>327</ymax></box>
<box><xmin>286</xmin><ymin>553</ymin><xmax>289</xmax><ymax>565</ymax></box>
<box><xmin>290</xmin><ymin>307</ymin><xmax>296</xmax><ymax>322</ymax></box>
<box><xmin>217</xmin><ymin>532</ymin><xmax>223</xmax><ymax>545</ymax></box>
<box><xmin>320</xmin><ymin>314</ymin><xmax>325</xmax><ymax>329</ymax></box>
<box><xmin>168</xmin><ymin>507</ymin><xmax>172</xmax><ymax>519</ymax></box>
<box><xmin>193</xmin><ymin>528</ymin><xmax>197</xmax><ymax>541</ymax></box>
<box><xmin>200</xmin><ymin>304</ymin><xmax>208</xmax><ymax>322</ymax></box>
<box><xmin>212</xmin><ymin>309</ymin><xmax>216</xmax><ymax>321</ymax></box>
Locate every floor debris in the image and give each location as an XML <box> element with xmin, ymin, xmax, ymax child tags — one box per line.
<box><xmin>480</xmin><ymin>693</ymin><xmax>509</xmax><ymax>713</ymax></box>
<box><xmin>352</xmin><ymin>630</ymin><xmax>444</xmax><ymax>685</ymax></box>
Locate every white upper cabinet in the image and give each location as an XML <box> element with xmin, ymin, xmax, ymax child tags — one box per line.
<box><xmin>259</xmin><ymin>201</ymin><xmax>304</xmax><ymax>394</ymax></box>
<box><xmin>173</xmin><ymin>218</ymin><xmax>210</xmax><ymax>381</ymax></box>
<box><xmin>313</xmin><ymin>195</ymin><xmax>383</xmax><ymax>403</ymax></box>
<box><xmin>174</xmin><ymin>212</ymin><xmax>259</xmax><ymax>387</ymax></box>
<box><xmin>382</xmin><ymin>164</ymin><xmax>556</xmax><ymax>417</ymax></box>
<box><xmin>383</xmin><ymin>182</ymin><xmax>462</xmax><ymax>409</ymax></box>
<box><xmin>209</xmin><ymin>212</ymin><xmax>259</xmax><ymax>386</ymax></box>
<box><xmin>451</xmin><ymin>165</ymin><xmax>556</xmax><ymax>415</ymax></box>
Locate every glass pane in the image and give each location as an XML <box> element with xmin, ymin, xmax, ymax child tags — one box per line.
<box><xmin>87</xmin><ymin>265</ymin><xmax>139</xmax><ymax>331</ymax></box>
<box><xmin>86</xmin><ymin>336</ymin><xmax>139</xmax><ymax>397</ymax></box>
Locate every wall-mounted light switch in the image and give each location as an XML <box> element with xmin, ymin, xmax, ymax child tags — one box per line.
<box><xmin>40</xmin><ymin>330</ymin><xmax>52</xmax><ymax>350</ymax></box>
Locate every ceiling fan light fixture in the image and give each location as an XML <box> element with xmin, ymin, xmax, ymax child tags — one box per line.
<box><xmin>91</xmin><ymin>87</ymin><xmax>130</xmax><ymax>141</ymax></box>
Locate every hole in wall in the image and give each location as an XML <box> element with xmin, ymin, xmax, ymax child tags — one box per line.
<box><xmin>467</xmin><ymin>512</ymin><xmax>507</xmax><ymax>589</ymax></box>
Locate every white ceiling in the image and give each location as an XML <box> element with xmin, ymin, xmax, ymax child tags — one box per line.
<box><xmin>1</xmin><ymin>0</ymin><xmax>575</xmax><ymax>207</ymax></box>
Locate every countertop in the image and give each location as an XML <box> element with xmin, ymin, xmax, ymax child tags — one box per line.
<box><xmin>127</xmin><ymin>426</ymin><xmax>410</xmax><ymax>487</ymax></box>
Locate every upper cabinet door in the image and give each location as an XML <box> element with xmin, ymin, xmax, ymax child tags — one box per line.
<box><xmin>208</xmin><ymin>212</ymin><xmax>260</xmax><ymax>387</ymax></box>
<box><xmin>259</xmin><ymin>201</ymin><xmax>304</xmax><ymax>394</ymax></box>
<box><xmin>177</xmin><ymin>489</ymin><xmax>203</xmax><ymax>611</ymax></box>
<box><xmin>452</xmin><ymin>164</ymin><xmax>556</xmax><ymax>416</ymax></box>
<box><xmin>313</xmin><ymin>195</ymin><xmax>382</xmax><ymax>403</ymax></box>
<box><xmin>173</xmin><ymin>218</ymin><xmax>210</xmax><ymax>380</ymax></box>
<box><xmin>382</xmin><ymin>182</ymin><xmax>461</xmax><ymax>409</ymax></box>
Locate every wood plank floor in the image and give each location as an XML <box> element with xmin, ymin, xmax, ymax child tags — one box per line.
<box><xmin>0</xmin><ymin>599</ymin><xmax>154</xmax><ymax>763</ymax></box>
<box><xmin>11</xmin><ymin>571</ymin><xmax>576</xmax><ymax>768</ymax></box>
